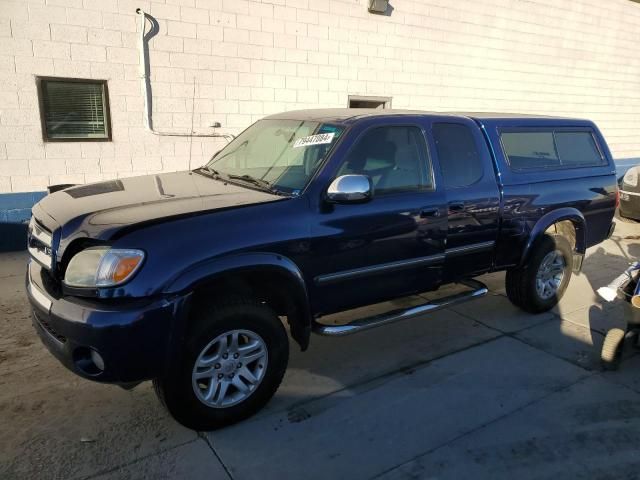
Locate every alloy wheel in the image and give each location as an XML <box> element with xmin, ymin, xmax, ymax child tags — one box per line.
<box><xmin>192</xmin><ymin>329</ymin><xmax>268</xmax><ymax>408</ymax></box>
<box><xmin>535</xmin><ymin>250</ymin><xmax>566</xmax><ymax>300</ymax></box>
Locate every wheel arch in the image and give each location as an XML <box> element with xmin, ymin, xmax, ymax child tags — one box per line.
<box><xmin>520</xmin><ymin>208</ymin><xmax>586</xmax><ymax>267</ymax></box>
<box><xmin>165</xmin><ymin>253</ymin><xmax>312</xmax><ymax>351</ymax></box>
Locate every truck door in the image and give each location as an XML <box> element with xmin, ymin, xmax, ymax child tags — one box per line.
<box><xmin>430</xmin><ymin>120</ymin><xmax>501</xmax><ymax>280</ymax></box>
<box><xmin>311</xmin><ymin>119</ymin><xmax>447</xmax><ymax>314</ymax></box>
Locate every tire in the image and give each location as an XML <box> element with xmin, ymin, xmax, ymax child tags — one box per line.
<box><xmin>154</xmin><ymin>297</ymin><xmax>289</xmax><ymax>430</ymax></box>
<box><xmin>506</xmin><ymin>234</ymin><xmax>573</xmax><ymax>313</ymax></box>
<box><xmin>601</xmin><ymin>327</ymin><xmax>625</xmax><ymax>370</ymax></box>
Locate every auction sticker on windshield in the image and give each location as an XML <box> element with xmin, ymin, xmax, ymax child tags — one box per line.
<box><xmin>293</xmin><ymin>132</ymin><xmax>335</xmax><ymax>148</ymax></box>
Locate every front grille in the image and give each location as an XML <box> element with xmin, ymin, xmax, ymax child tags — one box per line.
<box><xmin>28</xmin><ymin>217</ymin><xmax>53</xmax><ymax>270</ymax></box>
<box><xmin>33</xmin><ymin>311</ymin><xmax>67</xmax><ymax>343</ymax></box>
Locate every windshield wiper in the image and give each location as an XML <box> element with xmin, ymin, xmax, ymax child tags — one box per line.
<box><xmin>226</xmin><ymin>174</ymin><xmax>289</xmax><ymax>196</ymax></box>
<box><xmin>195</xmin><ymin>169</ymin><xmax>287</xmax><ymax>195</ymax></box>
<box><xmin>227</xmin><ymin>174</ymin><xmax>272</xmax><ymax>190</ymax></box>
<box><xmin>194</xmin><ymin>165</ymin><xmax>221</xmax><ymax>178</ymax></box>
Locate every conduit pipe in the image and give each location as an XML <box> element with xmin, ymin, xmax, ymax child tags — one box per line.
<box><xmin>135</xmin><ymin>8</ymin><xmax>234</xmax><ymax>142</ymax></box>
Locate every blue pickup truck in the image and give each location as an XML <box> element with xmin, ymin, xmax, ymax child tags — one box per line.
<box><xmin>26</xmin><ymin>109</ymin><xmax>617</xmax><ymax>429</ymax></box>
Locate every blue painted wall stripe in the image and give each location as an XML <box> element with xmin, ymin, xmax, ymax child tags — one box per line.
<box><xmin>0</xmin><ymin>191</ymin><xmax>47</xmax><ymax>224</ymax></box>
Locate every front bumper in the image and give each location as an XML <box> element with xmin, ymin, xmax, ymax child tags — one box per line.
<box><xmin>26</xmin><ymin>262</ymin><xmax>189</xmax><ymax>384</ymax></box>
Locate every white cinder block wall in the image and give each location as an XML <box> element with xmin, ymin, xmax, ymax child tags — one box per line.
<box><xmin>1</xmin><ymin>0</ymin><xmax>639</xmax><ymax>195</ymax></box>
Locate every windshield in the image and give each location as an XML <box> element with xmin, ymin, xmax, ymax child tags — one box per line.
<box><xmin>204</xmin><ymin>119</ymin><xmax>344</xmax><ymax>195</ymax></box>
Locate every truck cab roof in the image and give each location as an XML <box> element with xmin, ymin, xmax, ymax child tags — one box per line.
<box><xmin>263</xmin><ymin>108</ymin><xmax>590</xmax><ymax>127</ymax></box>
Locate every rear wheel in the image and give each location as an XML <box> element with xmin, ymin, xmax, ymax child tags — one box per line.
<box><xmin>154</xmin><ymin>298</ymin><xmax>289</xmax><ymax>430</ymax></box>
<box><xmin>506</xmin><ymin>234</ymin><xmax>573</xmax><ymax>313</ymax></box>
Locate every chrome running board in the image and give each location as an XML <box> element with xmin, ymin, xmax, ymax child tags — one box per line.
<box><xmin>312</xmin><ymin>279</ymin><xmax>488</xmax><ymax>337</ymax></box>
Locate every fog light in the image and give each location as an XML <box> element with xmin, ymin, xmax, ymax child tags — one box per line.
<box><xmin>73</xmin><ymin>347</ymin><xmax>105</xmax><ymax>376</ymax></box>
<box><xmin>90</xmin><ymin>349</ymin><xmax>105</xmax><ymax>371</ymax></box>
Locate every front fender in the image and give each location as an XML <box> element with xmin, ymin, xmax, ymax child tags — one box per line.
<box><xmin>520</xmin><ymin>208</ymin><xmax>586</xmax><ymax>266</ymax></box>
<box><xmin>165</xmin><ymin>252</ymin><xmax>312</xmax><ymax>350</ymax></box>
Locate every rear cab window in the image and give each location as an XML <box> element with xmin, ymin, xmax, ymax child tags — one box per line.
<box><xmin>500</xmin><ymin>128</ymin><xmax>605</xmax><ymax>171</ymax></box>
<box><xmin>432</xmin><ymin>123</ymin><xmax>484</xmax><ymax>188</ymax></box>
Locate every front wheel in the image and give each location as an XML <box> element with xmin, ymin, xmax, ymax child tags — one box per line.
<box><xmin>154</xmin><ymin>298</ymin><xmax>289</xmax><ymax>430</ymax></box>
<box><xmin>506</xmin><ymin>234</ymin><xmax>573</xmax><ymax>313</ymax></box>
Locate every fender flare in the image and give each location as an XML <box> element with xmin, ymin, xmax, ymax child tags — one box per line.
<box><xmin>520</xmin><ymin>208</ymin><xmax>586</xmax><ymax>266</ymax></box>
<box><xmin>165</xmin><ymin>252</ymin><xmax>312</xmax><ymax>350</ymax></box>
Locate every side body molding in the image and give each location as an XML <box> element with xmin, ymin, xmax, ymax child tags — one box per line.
<box><xmin>165</xmin><ymin>252</ymin><xmax>312</xmax><ymax>350</ymax></box>
<box><xmin>520</xmin><ymin>207</ymin><xmax>586</xmax><ymax>266</ymax></box>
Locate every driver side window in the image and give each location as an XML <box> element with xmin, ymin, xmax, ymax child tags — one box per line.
<box><xmin>337</xmin><ymin>126</ymin><xmax>432</xmax><ymax>195</ymax></box>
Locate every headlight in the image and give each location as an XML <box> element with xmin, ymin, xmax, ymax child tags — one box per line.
<box><xmin>64</xmin><ymin>247</ymin><xmax>145</xmax><ymax>288</ymax></box>
<box><xmin>624</xmin><ymin>168</ymin><xmax>638</xmax><ymax>187</ymax></box>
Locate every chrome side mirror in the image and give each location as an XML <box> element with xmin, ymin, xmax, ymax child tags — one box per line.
<box><xmin>326</xmin><ymin>175</ymin><xmax>373</xmax><ymax>204</ymax></box>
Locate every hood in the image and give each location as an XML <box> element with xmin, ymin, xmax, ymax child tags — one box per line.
<box><xmin>34</xmin><ymin>171</ymin><xmax>283</xmax><ymax>241</ymax></box>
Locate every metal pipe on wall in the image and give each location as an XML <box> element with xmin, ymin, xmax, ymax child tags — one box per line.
<box><xmin>135</xmin><ymin>8</ymin><xmax>234</xmax><ymax>142</ymax></box>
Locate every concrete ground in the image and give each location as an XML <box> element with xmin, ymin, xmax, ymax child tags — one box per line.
<box><xmin>2</xmin><ymin>218</ymin><xmax>640</xmax><ymax>479</ymax></box>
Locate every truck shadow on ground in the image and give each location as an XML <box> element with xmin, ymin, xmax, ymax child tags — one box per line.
<box><xmin>275</xmin><ymin>225</ymin><xmax>640</xmax><ymax>416</ymax></box>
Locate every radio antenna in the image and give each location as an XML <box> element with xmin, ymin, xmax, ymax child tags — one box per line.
<box><xmin>188</xmin><ymin>76</ymin><xmax>196</xmax><ymax>172</ymax></box>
